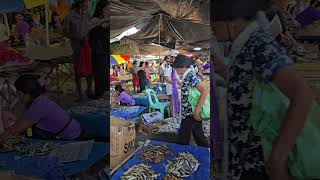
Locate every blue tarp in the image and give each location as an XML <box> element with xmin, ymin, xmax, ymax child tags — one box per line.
<box><xmin>71</xmin><ymin>113</ymin><xmax>109</xmax><ymax>137</ymax></box>
<box><xmin>111</xmin><ymin>106</ymin><xmax>146</xmax><ymax>120</ymax></box>
<box><xmin>133</xmin><ymin>97</ymin><xmax>149</xmax><ymax>106</ymax></box>
<box><xmin>0</xmin><ymin>0</ymin><xmax>24</xmax><ymax>13</ymax></box>
<box><xmin>0</xmin><ymin>140</ymin><xmax>109</xmax><ymax>177</ymax></box>
<box><xmin>112</xmin><ymin>140</ymin><xmax>210</xmax><ymax>180</ymax></box>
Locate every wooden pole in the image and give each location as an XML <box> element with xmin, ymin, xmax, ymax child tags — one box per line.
<box><xmin>3</xmin><ymin>14</ymin><xmax>10</xmax><ymax>37</ymax></box>
<box><xmin>45</xmin><ymin>1</ymin><xmax>50</xmax><ymax>46</ymax></box>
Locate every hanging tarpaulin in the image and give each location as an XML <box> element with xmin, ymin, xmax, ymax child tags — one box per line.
<box><xmin>110</xmin><ymin>55</ymin><xmax>118</xmax><ymax>66</ymax></box>
<box><xmin>112</xmin><ymin>55</ymin><xmax>125</xmax><ymax>64</ymax></box>
<box><xmin>24</xmin><ymin>0</ymin><xmax>47</xmax><ymax>9</ymax></box>
<box><xmin>0</xmin><ymin>0</ymin><xmax>24</xmax><ymax>13</ymax></box>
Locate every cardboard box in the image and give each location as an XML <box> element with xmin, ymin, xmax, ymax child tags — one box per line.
<box><xmin>110</xmin><ymin>116</ymin><xmax>135</xmax><ymax>170</ymax></box>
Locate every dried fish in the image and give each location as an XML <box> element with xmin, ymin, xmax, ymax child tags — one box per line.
<box><xmin>0</xmin><ymin>136</ymin><xmax>57</xmax><ymax>156</ymax></box>
<box><xmin>163</xmin><ymin>175</ymin><xmax>182</xmax><ymax>180</ymax></box>
<box><xmin>141</xmin><ymin>121</ymin><xmax>162</xmax><ymax>134</ymax></box>
<box><xmin>139</xmin><ymin>144</ymin><xmax>171</xmax><ymax>163</ymax></box>
<box><xmin>165</xmin><ymin>152</ymin><xmax>199</xmax><ymax>178</ymax></box>
<box><xmin>121</xmin><ymin>163</ymin><xmax>160</xmax><ymax>180</ymax></box>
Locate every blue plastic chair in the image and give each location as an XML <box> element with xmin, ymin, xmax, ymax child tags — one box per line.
<box><xmin>146</xmin><ymin>89</ymin><xmax>170</xmax><ymax>119</ymax></box>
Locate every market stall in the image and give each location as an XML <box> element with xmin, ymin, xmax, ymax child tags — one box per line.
<box><xmin>111</xmin><ymin>140</ymin><xmax>210</xmax><ymax>179</ymax></box>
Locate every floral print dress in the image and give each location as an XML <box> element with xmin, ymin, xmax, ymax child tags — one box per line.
<box><xmin>227</xmin><ymin>27</ymin><xmax>290</xmax><ymax>179</ymax></box>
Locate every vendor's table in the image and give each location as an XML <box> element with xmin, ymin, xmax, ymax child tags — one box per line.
<box><xmin>0</xmin><ymin>140</ymin><xmax>109</xmax><ymax>177</ymax></box>
<box><xmin>111</xmin><ymin>106</ymin><xmax>147</xmax><ymax>120</ymax></box>
<box><xmin>27</xmin><ymin>47</ymin><xmax>74</xmax><ymax>103</ymax></box>
<box><xmin>112</xmin><ymin>140</ymin><xmax>210</xmax><ymax>180</ymax></box>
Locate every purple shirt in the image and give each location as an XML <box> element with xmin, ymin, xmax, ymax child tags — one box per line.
<box><xmin>22</xmin><ymin>95</ymin><xmax>81</xmax><ymax>140</ymax></box>
<box><xmin>117</xmin><ymin>92</ymin><xmax>135</xmax><ymax>106</ymax></box>
<box><xmin>296</xmin><ymin>7</ymin><xmax>320</xmax><ymax>27</ymax></box>
<box><xmin>15</xmin><ymin>21</ymin><xmax>30</xmax><ymax>38</ymax></box>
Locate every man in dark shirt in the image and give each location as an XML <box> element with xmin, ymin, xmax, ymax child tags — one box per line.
<box><xmin>88</xmin><ymin>1</ymin><xmax>109</xmax><ymax>98</ymax></box>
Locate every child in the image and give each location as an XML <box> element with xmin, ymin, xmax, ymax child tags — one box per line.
<box><xmin>113</xmin><ymin>85</ymin><xmax>135</xmax><ymax>106</ymax></box>
<box><xmin>0</xmin><ymin>75</ymin><xmax>83</xmax><ymax>141</ymax></box>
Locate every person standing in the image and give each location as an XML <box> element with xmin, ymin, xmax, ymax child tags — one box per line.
<box><xmin>171</xmin><ymin>56</ymin><xmax>209</xmax><ymax>147</ymax></box>
<box><xmin>88</xmin><ymin>0</ymin><xmax>109</xmax><ymax>98</ymax></box>
<box><xmin>14</xmin><ymin>14</ymin><xmax>30</xmax><ymax>41</ymax></box>
<box><xmin>213</xmin><ymin>0</ymin><xmax>314</xmax><ymax>179</ymax></box>
<box><xmin>145</xmin><ymin>61</ymin><xmax>151</xmax><ymax>87</ymax></box>
<box><xmin>130</xmin><ymin>61</ymin><xmax>139</xmax><ymax>92</ymax></box>
<box><xmin>63</xmin><ymin>0</ymin><xmax>96</xmax><ymax>101</ymax></box>
<box><xmin>138</xmin><ymin>62</ymin><xmax>147</xmax><ymax>93</ymax></box>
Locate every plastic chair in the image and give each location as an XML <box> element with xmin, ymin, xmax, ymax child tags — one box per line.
<box><xmin>146</xmin><ymin>89</ymin><xmax>170</xmax><ymax>119</ymax></box>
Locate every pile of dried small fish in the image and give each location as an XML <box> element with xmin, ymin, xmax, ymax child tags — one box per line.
<box><xmin>120</xmin><ymin>164</ymin><xmax>160</xmax><ymax>180</ymax></box>
<box><xmin>0</xmin><ymin>136</ymin><xmax>57</xmax><ymax>156</ymax></box>
<box><xmin>163</xmin><ymin>175</ymin><xmax>182</xmax><ymax>180</ymax></box>
<box><xmin>202</xmin><ymin>120</ymin><xmax>210</xmax><ymax>138</ymax></box>
<box><xmin>165</xmin><ymin>152</ymin><xmax>199</xmax><ymax>178</ymax></box>
<box><xmin>139</xmin><ymin>144</ymin><xmax>171</xmax><ymax>163</ymax></box>
<box><xmin>141</xmin><ymin>121</ymin><xmax>162</xmax><ymax>134</ymax></box>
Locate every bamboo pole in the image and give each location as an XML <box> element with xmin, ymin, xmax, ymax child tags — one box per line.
<box><xmin>45</xmin><ymin>1</ymin><xmax>49</xmax><ymax>46</ymax></box>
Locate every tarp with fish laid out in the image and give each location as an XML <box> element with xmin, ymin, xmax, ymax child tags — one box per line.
<box><xmin>112</xmin><ymin>140</ymin><xmax>210</xmax><ymax>179</ymax></box>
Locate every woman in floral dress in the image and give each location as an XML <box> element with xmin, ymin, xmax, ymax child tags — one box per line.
<box><xmin>212</xmin><ymin>0</ymin><xmax>315</xmax><ymax>179</ymax></box>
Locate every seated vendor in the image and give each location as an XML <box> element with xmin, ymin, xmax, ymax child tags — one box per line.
<box><xmin>113</xmin><ymin>85</ymin><xmax>136</xmax><ymax>106</ymax></box>
<box><xmin>0</xmin><ymin>75</ymin><xmax>83</xmax><ymax>141</ymax></box>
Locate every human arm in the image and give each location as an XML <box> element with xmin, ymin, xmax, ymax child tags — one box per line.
<box><xmin>267</xmin><ymin>66</ymin><xmax>314</xmax><ymax>179</ymax></box>
<box><xmin>253</xmin><ymin>33</ymin><xmax>314</xmax><ymax>179</ymax></box>
<box><xmin>193</xmin><ymin>82</ymin><xmax>208</xmax><ymax>121</ymax></box>
<box><xmin>0</xmin><ymin>120</ymin><xmax>33</xmax><ymax>143</ymax></box>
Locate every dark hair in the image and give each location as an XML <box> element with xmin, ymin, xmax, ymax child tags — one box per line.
<box><xmin>115</xmin><ymin>85</ymin><xmax>124</xmax><ymax>93</ymax></box>
<box><xmin>14</xmin><ymin>74</ymin><xmax>45</xmax><ymax>99</ymax></box>
<box><xmin>212</xmin><ymin>0</ymin><xmax>269</xmax><ymax>21</ymax></box>
<box><xmin>93</xmin><ymin>0</ymin><xmax>109</xmax><ymax>18</ymax></box>
<box><xmin>133</xmin><ymin>61</ymin><xmax>137</xmax><ymax>65</ymax></box>
<box><xmin>145</xmin><ymin>61</ymin><xmax>149</xmax><ymax>66</ymax></box>
<box><xmin>139</xmin><ymin>62</ymin><xmax>145</xmax><ymax>67</ymax></box>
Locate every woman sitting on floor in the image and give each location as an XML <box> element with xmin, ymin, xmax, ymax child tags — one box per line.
<box><xmin>113</xmin><ymin>85</ymin><xmax>136</xmax><ymax>106</ymax></box>
<box><xmin>0</xmin><ymin>74</ymin><xmax>85</xmax><ymax>141</ymax></box>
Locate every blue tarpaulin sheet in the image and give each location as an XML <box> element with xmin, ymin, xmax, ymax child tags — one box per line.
<box><xmin>112</xmin><ymin>140</ymin><xmax>210</xmax><ymax>180</ymax></box>
<box><xmin>0</xmin><ymin>0</ymin><xmax>24</xmax><ymax>13</ymax></box>
<box><xmin>0</xmin><ymin>140</ymin><xmax>109</xmax><ymax>177</ymax></box>
<box><xmin>111</xmin><ymin>106</ymin><xmax>146</xmax><ymax>120</ymax></box>
<box><xmin>71</xmin><ymin>113</ymin><xmax>109</xmax><ymax>137</ymax></box>
<box><xmin>133</xmin><ymin>97</ymin><xmax>149</xmax><ymax>106</ymax></box>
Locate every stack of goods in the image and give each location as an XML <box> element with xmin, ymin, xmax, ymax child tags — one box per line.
<box><xmin>165</xmin><ymin>152</ymin><xmax>200</xmax><ymax>178</ymax></box>
<box><xmin>120</xmin><ymin>164</ymin><xmax>160</xmax><ymax>180</ymax></box>
<box><xmin>139</xmin><ymin>145</ymin><xmax>171</xmax><ymax>163</ymax></box>
<box><xmin>0</xmin><ymin>136</ymin><xmax>57</xmax><ymax>156</ymax></box>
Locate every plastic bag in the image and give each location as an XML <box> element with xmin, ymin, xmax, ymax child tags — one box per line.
<box><xmin>77</xmin><ymin>41</ymin><xmax>92</xmax><ymax>77</ymax></box>
<box><xmin>133</xmin><ymin>74</ymin><xmax>139</xmax><ymax>87</ymax></box>
<box><xmin>188</xmin><ymin>87</ymin><xmax>210</xmax><ymax>121</ymax></box>
<box><xmin>250</xmin><ymin>75</ymin><xmax>320</xmax><ymax>179</ymax></box>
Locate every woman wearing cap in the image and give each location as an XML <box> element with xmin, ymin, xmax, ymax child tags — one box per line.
<box><xmin>170</xmin><ymin>54</ymin><xmax>209</xmax><ymax>147</ymax></box>
<box><xmin>212</xmin><ymin>0</ymin><xmax>314</xmax><ymax>179</ymax></box>
<box><xmin>0</xmin><ymin>75</ymin><xmax>83</xmax><ymax>141</ymax></box>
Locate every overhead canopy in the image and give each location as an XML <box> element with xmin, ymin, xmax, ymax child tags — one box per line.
<box><xmin>110</xmin><ymin>55</ymin><xmax>118</xmax><ymax>66</ymax></box>
<box><xmin>0</xmin><ymin>0</ymin><xmax>24</xmax><ymax>13</ymax></box>
<box><xmin>111</xmin><ymin>0</ymin><xmax>211</xmax><ymax>51</ymax></box>
<box><xmin>112</xmin><ymin>55</ymin><xmax>126</xmax><ymax>64</ymax></box>
<box><xmin>23</xmin><ymin>0</ymin><xmax>46</xmax><ymax>9</ymax></box>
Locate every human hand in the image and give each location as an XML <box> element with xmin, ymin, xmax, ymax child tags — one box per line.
<box><xmin>193</xmin><ymin>107</ymin><xmax>201</xmax><ymax>121</ymax></box>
